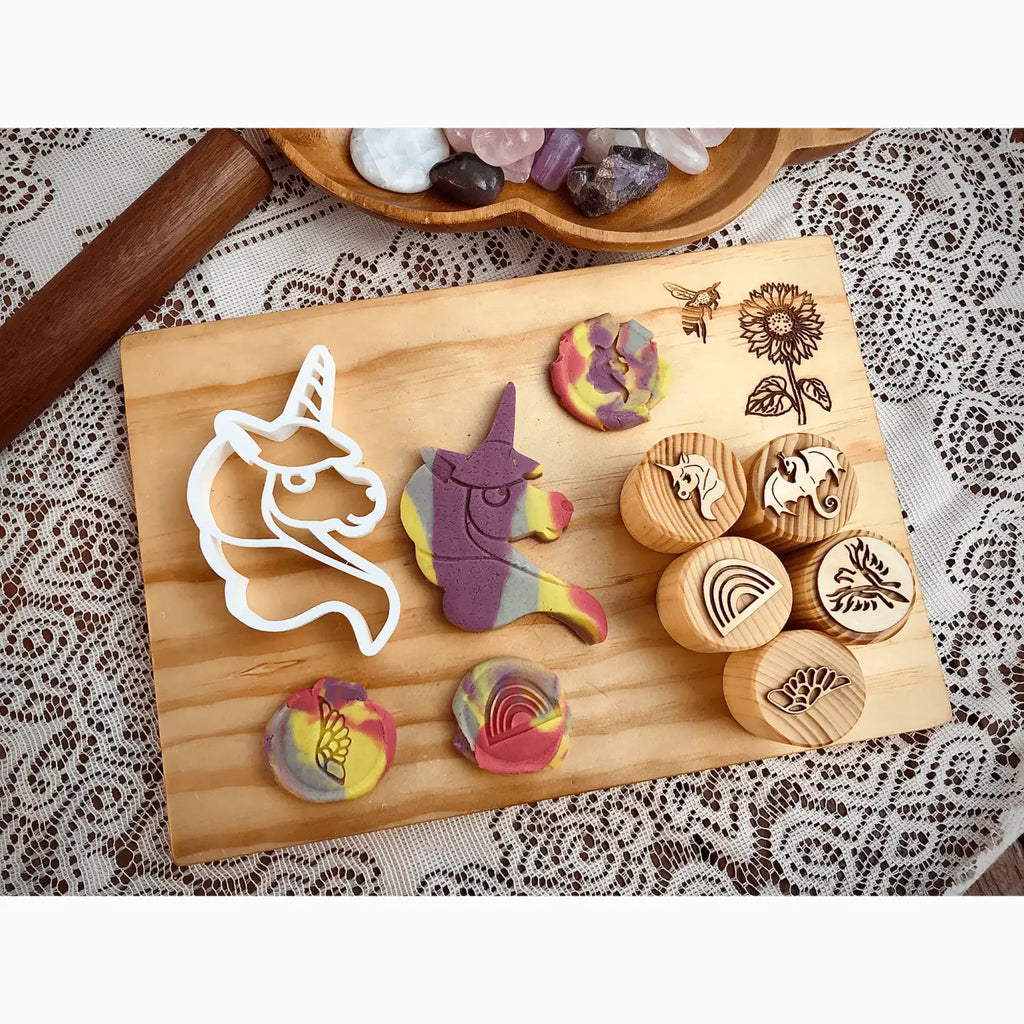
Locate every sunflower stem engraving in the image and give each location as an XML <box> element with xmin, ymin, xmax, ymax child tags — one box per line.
<box><xmin>785</xmin><ymin>359</ymin><xmax>805</xmax><ymax>424</ymax></box>
<box><xmin>740</xmin><ymin>283</ymin><xmax>830</xmax><ymax>426</ymax></box>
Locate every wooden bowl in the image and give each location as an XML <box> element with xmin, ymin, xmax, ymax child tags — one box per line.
<box><xmin>268</xmin><ymin>128</ymin><xmax>873</xmax><ymax>253</ymax></box>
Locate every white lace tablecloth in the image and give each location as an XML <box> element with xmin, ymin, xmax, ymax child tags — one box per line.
<box><xmin>1</xmin><ymin>128</ymin><xmax>1021</xmax><ymax>895</ymax></box>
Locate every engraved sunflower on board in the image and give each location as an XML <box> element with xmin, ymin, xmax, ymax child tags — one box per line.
<box><xmin>739</xmin><ymin>282</ymin><xmax>830</xmax><ymax>425</ymax></box>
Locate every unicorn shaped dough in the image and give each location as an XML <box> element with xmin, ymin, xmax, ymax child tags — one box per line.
<box><xmin>400</xmin><ymin>382</ymin><xmax>608</xmax><ymax>645</ymax></box>
<box><xmin>186</xmin><ymin>345</ymin><xmax>400</xmax><ymax>656</ymax></box>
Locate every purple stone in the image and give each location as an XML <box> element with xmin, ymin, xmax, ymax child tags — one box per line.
<box><xmin>530</xmin><ymin>129</ymin><xmax>584</xmax><ymax>191</ymax></box>
<box><xmin>566</xmin><ymin>145</ymin><xmax>669</xmax><ymax>217</ymax></box>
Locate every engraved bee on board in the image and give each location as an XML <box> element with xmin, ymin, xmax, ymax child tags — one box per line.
<box><xmin>663</xmin><ymin>281</ymin><xmax>722</xmax><ymax>343</ymax></box>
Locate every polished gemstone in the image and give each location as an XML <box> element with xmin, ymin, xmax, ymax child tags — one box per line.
<box><xmin>531</xmin><ymin>129</ymin><xmax>584</xmax><ymax>190</ymax></box>
<box><xmin>691</xmin><ymin>128</ymin><xmax>733</xmax><ymax>147</ymax></box>
<box><xmin>471</xmin><ymin>128</ymin><xmax>545</xmax><ymax>168</ymax></box>
<box><xmin>566</xmin><ymin>145</ymin><xmax>669</xmax><ymax>216</ymax></box>
<box><xmin>350</xmin><ymin>128</ymin><xmax>450</xmax><ymax>193</ymax></box>
<box><xmin>643</xmin><ymin>128</ymin><xmax>709</xmax><ymax>174</ymax></box>
<box><xmin>501</xmin><ymin>153</ymin><xmax>535</xmax><ymax>183</ymax></box>
<box><xmin>583</xmin><ymin>128</ymin><xmax>641</xmax><ymax>165</ymax></box>
<box><xmin>443</xmin><ymin>128</ymin><xmax>476</xmax><ymax>153</ymax></box>
<box><xmin>429</xmin><ymin>153</ymin><xmax>505</xmax><ymax>206</ymax></box>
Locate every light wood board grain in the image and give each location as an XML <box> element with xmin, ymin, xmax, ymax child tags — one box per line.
<box><xmin>120</xmin><ymin>235</ymin><xmax>951</xmax><ymax>865</ymax></box>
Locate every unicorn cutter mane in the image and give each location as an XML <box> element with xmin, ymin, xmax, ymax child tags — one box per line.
<box><xmin>186</xmin><ymin>344</ymin><xmax>400</xmax><ymax>657</ymax></box>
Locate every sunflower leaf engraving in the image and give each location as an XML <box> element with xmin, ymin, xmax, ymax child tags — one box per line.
<box><xmin>739</xmin><ymin>283</ymin><xmax>828</xmax><ymax>425</ymax></box>
<box><xmin>745</xmin><ymin>376</ymin><xmax>793</xmax><ymax>417</ymax></box>
<box><xmin>798</xmin><ymin>376</ymin><xmax>832</xmax><ymax>411</ymax></box>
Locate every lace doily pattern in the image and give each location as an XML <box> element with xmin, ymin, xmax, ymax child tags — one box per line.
<box><xmin>1</xmin><ymin>128</ymin><xmax>1021</xmax><ymax>895</ymax></box>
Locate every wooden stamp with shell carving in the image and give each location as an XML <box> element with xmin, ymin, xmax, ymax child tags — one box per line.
<box><xmin>732</xmin><ymin>432</ymin><xmax>859</xmax><ymax>553</ymax></box>
<box><xmin>784</xmin><ymin>529</ymin><xmax>916</xmax><ymax>643</ymax></box>
<box><xmin>722</xmin><ymin>629</ymin><xmax>867</xmax><ymax>747</ymax></box>
<box><xmin>619</xmin><ymin>432</ymin><xmax>746</xmax><ymax>554</ymax></box>
<box><xmin>656</xmin><ymin>535</ymin><xmax>793</xmax><ymax>654</ymax></box>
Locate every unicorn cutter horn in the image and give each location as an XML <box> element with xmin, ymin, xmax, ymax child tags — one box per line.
<box><xmin>186</xmin><ymin>344</ymin><xmax>400</xmax><ymax>656</ymax></box>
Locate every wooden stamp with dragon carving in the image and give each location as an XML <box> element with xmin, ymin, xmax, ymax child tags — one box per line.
<box><xmin>732</xmin><ymin>432</ymin><xmax>859</xmax><ymax>553</ymax></box>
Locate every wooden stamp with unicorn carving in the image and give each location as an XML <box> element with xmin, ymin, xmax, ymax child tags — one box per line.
<box><xmin>619</xmin><ymin>432</ymin><xmax>747</xmax><ymax>554</ymax></box>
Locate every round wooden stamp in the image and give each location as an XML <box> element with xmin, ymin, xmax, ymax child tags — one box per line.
<box><xmin>722</xmin><ymin>630</ymin><xmax>866</xmax><ymax>747</ymax></box>
<box><xmin>731</xmin><ymin>432</ymin><xmax>859</xmax><ymax>553</ymax></box>
<box><xmin>619</xmin><ymin>432</ymin><xmax>746</xmax><ymax>554</ymax></box>
<box><xmin>656</xmin><ymin>535</ymin><xmax>792</xmax><ymax>653</ymax></box>
<box><xmin>784</xmin><ymin>529</ymin><xmax>916</xmax><ymax>644</ymax></box>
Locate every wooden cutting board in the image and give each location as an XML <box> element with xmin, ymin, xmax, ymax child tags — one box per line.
<box><xmin>121</xmin><ymin>235</ymin><xmax>951</xmax><ymax>865</ymax></box>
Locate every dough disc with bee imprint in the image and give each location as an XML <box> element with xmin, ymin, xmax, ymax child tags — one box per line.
<box><xmin>722</xmin><ymin>630</ymin><xmax>867</xmax><ymax>747</ymax></box>
<box><xmin>784</xmin><ymin>529</ymin><xmax>916</xmax><ymax>643</ymax></box>
<box><xmin>619</xmin><ymin>432</ymin><xmax>746</xmax><ymax>554</ymax></box>
<box><xmin>657</xmin><ymin>535</ymin><xmax>792</xmax><ymax>654</ymax></box>
<box><xmin>732</xmin><ymin>432</ymin><xmax>859</xmax><ymax>553</ymax></box>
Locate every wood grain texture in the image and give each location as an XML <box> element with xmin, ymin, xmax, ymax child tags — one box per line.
<box><xmin>965</xmin><ymin>840</ymin><xmax>1024</xmax><ymax>896</ymax></box>
<box><xmin>657</xmin><ymin>537</ymin><xmax>791</xmax><ymax>653</ymax></box>
<box><xmin>785</xmin><ymin>529</ymin><xmax>916</xmax><ymax>644</ymax></box>
<box><xmin>619</xmin><ymin>433</ymin><xmax>746</xmax><ymax>553</ymax></box>
<box><xmin>120</xmin><ymin>235</ymin><xmax>951</xmax><ymax>865</ymax></box>
<box><xmin>733</xmin><ymin>432</ymin><xmax>859</xmax><ymax>552</ymax></box>
<box><xmin>0</xmin><ymin>129</ymin><xmax>271</xmax><ymax>450</ymax></box>
<box><xmin>722</xmin><ymin>630</ymin><xmax>866</xmax><ymax>746</ymax></box>
<box><xmin>268</xmin><ymin>129</ymin><xmax>875</xmax><ymax>253</ymax></box>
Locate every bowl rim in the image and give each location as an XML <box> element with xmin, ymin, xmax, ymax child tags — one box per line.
<box><xmin>268</xmin><ymin>128</ymin><xmax>874</xmax><ymax>252</ymax></box>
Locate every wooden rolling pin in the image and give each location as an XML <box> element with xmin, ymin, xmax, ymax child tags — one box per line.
<box><xmin>0</xmin><ymin>129</ymin><xmax>272</xmax><ymax>451</ymax></box>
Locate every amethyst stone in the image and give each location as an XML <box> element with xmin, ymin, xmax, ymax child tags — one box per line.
<box><xmin>429</xmin><ymin>153</ymin><xmax>505</xmax><ymax>207</ymax></box>
<box><xmin>566</xmin><ymin>145</ymin><xmax>669</xmax><ymax>217</ymax></box>
<box><xmin>530</xmin><ymin>129</ymin><xmax>584</xmax><ymax>191</ymax></box>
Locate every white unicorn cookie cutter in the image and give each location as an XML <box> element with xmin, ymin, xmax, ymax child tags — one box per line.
<box><xmin>186</xmin><ymin>345</ymin><xmax>400</xmax><ymax>656</ymax></box>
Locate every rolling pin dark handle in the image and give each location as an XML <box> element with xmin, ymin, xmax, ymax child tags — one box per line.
<box><xmin>0</xmin><ymin>128</ymin><xmax>273</xmax><ymax>451</ymax></box>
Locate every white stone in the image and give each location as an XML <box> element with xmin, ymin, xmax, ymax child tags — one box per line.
<box><xmin>643</xmin><ymin>128</ymin><xmax>709</xmax><ymax>175</ymax></box>
<box><xmin>691</xmin><ymin>128</ymin><xmax>733</xmax><ymax>148</ymax></box>
<box><xmin>350</xmin><ymin>128</ymin><xmax>450</xmax><ymax>194</ymax></box>
<box><xmin>584</xmin><ymin>128</ymin><xmax>642</xmax><ymax>165</ymax></box>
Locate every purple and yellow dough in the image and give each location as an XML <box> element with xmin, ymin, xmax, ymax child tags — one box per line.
<box><xmin>550</xmin><ymin>313</ymin><xmax>670</xmax><ymax>430</ymax></box>
<box><xmin>264</xmin><ymin>677</ymin><xmax>397</xmax><ymax>802</ymax></box>
<box><xmin>400</xmin><ymin>382</ymin><xmax>608</xmax><ymax>644</ymax></box>
<box><xmin>452</xmin><ymin>657</ymin><xmax>570</xmax><ymax>774</ymax></box>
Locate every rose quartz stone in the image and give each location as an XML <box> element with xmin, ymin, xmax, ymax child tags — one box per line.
<box><xmin>501</xmin><ymin>153</ymin><xmax>535</xmax><ymax>183</ymax></box>
<box><xmin>643</xmin><ymin>128</ymin><xmax>710</xmax><ymax>175</ymax></box>
<box><xmin>691</xmin><ymin>128</ymin><xmax>733</xmax><ymax>148</ymax></box>
<box><xmin>444</xmin><ymin>129</ymin><xmax>476</xmax><ymax>154</ymax></box>
<box><xmin>471</xmin><ymin>129</ymin><xmax>545</xmax><ymax>168</ymax></box>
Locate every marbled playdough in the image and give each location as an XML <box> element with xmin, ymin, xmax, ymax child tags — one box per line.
<box><xmin>263</xmin><ymin>678</ymin><xmax>397</xmax><ymax>802</ymax></box>
<box><xmin>400</xmin><ymin>382</ymin><xmax>607</xmax><ymax>644</ymax></box>
<box><xmin>452</xmin><ymin>657</ymin><xmax>570</xmax><ymax>774</ymax></box>
<box><xmin>550</xmin><ymin>313</ymin><xmax>670</xmax><ymax>430</ymax></box>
